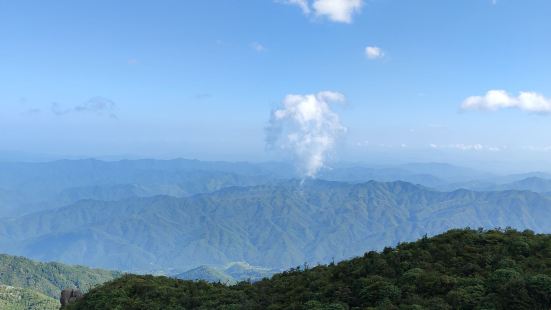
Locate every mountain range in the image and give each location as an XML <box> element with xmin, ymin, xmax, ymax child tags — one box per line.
<box><xmin>175</xmin><ymin>262</ymin><xmax>276</xmax><ymax>284</ymax></box>
<box><xmin>2</xmin><ymin>178</ymin><xmax>551</xmax><ymax>274</ymax></box>
<box><xmin>1</xmin><ymin>159</ymin><xmax>550</xmax><ymax>220</ymax></box>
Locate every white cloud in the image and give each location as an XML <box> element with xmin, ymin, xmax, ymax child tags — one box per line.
<box><xmin>461</xmin><ymin>90</ymin><xmax>551</xmax><ymax>113</ymax></box>
<box><xmin>429</xmin><ymin>143</ymin><xmax>501</xmax><ymax>152</ymax></box>
<box><xmin>312</xmin><ymin>0</ymin><xmax>363</xmax><ymax>23</ymax></box>
<box><xmin>267</xmin><ymin>91</ymin><xmax>347</xmax><ymax>177</ymax></box>
<box><xmin>250</xmin><ymin>42</ymin><xmax>266</xmax><ymax>52</ymax></box>
<box><xmin>365</xmin><ymin>46</ymin><xmax>384</xmax><ymax>59</ymax></box>
<box><xmin>276</xmin><ymin>0</ymin><xmax>363</xmax><ymax>23</ymax></box>
<box><xmin>522</xmin><ymin>145</ymin><xmax>551</xmax><ymax>152</ymax></box>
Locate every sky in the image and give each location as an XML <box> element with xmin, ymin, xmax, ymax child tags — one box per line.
<box><xmin>1</xmin><ymin>0</ymin><xmax>551</xmax><ymax>171</ymax></box>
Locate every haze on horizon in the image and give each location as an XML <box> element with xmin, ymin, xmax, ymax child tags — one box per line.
<box><xmin>1</xmin><ymin>0</ymin><xmax>551</xmax><ymax>173</ymax></box>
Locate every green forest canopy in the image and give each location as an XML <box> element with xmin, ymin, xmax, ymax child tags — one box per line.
<box><xmin>67</xmin><ymin>228</ymin><xmax>551</xmax><ymax>309</ymax></box>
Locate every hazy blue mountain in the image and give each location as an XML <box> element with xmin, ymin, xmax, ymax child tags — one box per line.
<box><xmin>318</xmin><ymin>167</ymin><xmax>446</xmax><ymax>188</ymax></box>
<box><xmin>397</xmin><ymin>162</ymin><xmax>496</xmax><ymax>182</ymax></box>
<box><xmin>175</xmin><ymin>266</ymin><xmax>235</xmax><ymax>284</ymax></box>
<box><xmin>175</xmin><ymin>262</ymin><xmax>276</xmax><ymax>284</ymax></box>
<box><xmin>1</xmin><ymin>180</ymin><xmax>551</xmax><ymax>274</ymax></box>
<box><xmin>319</xmin><ymin>162</ymin><xmax>505</xmax><ymax>190</ymax></box>
<box><xmin>498</xmin><ymin>171</ymin><xmax>551</xmax><ymax>183</ymax></box>
<box><xmin>223</xmin><ymin>262</ymin><xmax>276</xmax><ymax>282</ymax></box>
<box><xmin>0</xmin><ymin>159</ymin><xmax>507</xmax><ymax>219</ymax></box>
<box><xmin>0</xmin><ymin>159</ymin><xmax>291</xmax><ymax>218</ymax></box>
<box><xmin>444</xmin><ymin>176</ymin><xmax>551</xmax><ymax>193</ymax></box>
<box><xmin>490</xmin><ymin>177</ymin><xmax>551</xmax><ymax>193</ymax></box>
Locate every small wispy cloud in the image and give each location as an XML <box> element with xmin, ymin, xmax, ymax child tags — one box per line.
<box><xmin>429</xmin><ymin>143</ymin><xmax>502</xmax><ymax>152</ymax></box>
<box><xmin>461</xmin><ymin>90</ymin><xmax>551</xmax><ymax>113</ymax></box>
<box><xmin>277</xmin><ymin>0</ymin><xmax>310</xmax><ymax>14</ymax></box>
<box><xmin>365</xmin><ymin>46</ymin><xmax>384</xmax><ymax>60</ymax></box>
<box><xmin>250</xmin><ymin>42</ymin><xmax>267</xmax><ymax>52</ymax></box>
<box><xmin>276</xmin><ymin>0</ymin><xmax>363</xmax><ymax>23</ymax></box>
<box><xmin>523</xmin><ymin>145</ymin><xmax>551</xmax><ymax>152</ymax></box>
<box><xmin>51</xmin><ymin>97</ymin><xmax>118</xmax><ymax>118</ymax></box>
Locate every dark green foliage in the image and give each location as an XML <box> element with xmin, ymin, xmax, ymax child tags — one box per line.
<box><xmin>67</xmin><ymin>229</ymin><xmax>551</xmax><ymax>309</ymax></box>
<box><xmin>0</xmin><ymin>253</ymin><xmax>121</xmax><ymax>298</ymax></box>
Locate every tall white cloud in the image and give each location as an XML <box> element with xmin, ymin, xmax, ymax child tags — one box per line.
<box><xmin>267</xmin><ymin>91</ymin><xmax>347</xmax><ymax>177</ymax></box>
<box><xmin>461</xmin><ymin>90</ymin><xmax>551</xmax><ymax>113</ymax></box>
<box><xmin>277</xmin><ymin>0</ymin><xmax>363</xmax><ymax>23</ymax></box>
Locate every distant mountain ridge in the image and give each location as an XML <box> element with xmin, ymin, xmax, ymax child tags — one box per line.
<box><xmin>0</xmin><ymin>158</ymin><xmax>521</xmax><ymax>219</ymax></box>
<box><xmin>175</xmin><ymin>262</ymin><xmax>276</xmax><ymax>284</ymax></box>
<box><xmin>2</xmin><ymin>179</ymin><xmax>551</xmax><ymax>273</ymax></box>
<box><xmin>0</xmin><ymin>159</ymin><xmax>289</xmax><ymax>218</ymax></box>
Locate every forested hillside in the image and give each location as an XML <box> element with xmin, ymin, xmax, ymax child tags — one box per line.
<box><xmin>2</xmin><ymin>180</ymin><xmax>551</xmax><ymax>273</ymax></box>
<box><xmin>0</xmin><ymin>285</ymin><xmax>59</xmax><ymax>310</ymax></box>
<box><xmin>66</xmin><ymin>229</ymin><xmax>551</xmax><ymax>309</ymax></box>
<box><xmin>0</xmin><ymin>254</ymin><xmax>121</xmax><ymax>298</ymax></box>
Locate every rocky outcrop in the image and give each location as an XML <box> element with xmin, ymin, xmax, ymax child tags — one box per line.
<box><xmin>60</xmin><ymin>288</ymin><xmax>83</xmax><ymax>308</ymax></box>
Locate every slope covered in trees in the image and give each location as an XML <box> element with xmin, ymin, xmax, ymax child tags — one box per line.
<box><xmin>0</xmin><ymin>285</ymin><xmax>59</xmax><ymax>310</ymax></box>
<box><xmin>66</xmin><ymin>229</ymin><xmax>551</xmax><ymax>309</ymax></box>
<box><xmin>3</xmin><ymin>180</ymin><xmax>551</xmax><ymax>273</ymax></box>
<box><xmin>0</xmin><ymin>254</ymin><xmax>121</xmax><ymax>298</ymax></box>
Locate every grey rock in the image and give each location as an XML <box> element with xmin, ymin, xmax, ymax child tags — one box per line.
<box><xmin>60</xmin><ymin>288</ymin><xmax>83</xmax><ymax>307</ymax></box>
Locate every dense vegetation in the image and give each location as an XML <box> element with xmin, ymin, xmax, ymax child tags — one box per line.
<box><xmin>4</xmin><ymin>179</ymin><xmax>551</xmax><ymax>273</ymax></box>
<box><xmin>0</xmin><ymin>284</ymin><xmax>59</xmax><ymax>310</ymax></box>
<box><xmin>67</xmin><ymin>229</ymin><xmax>551</xmax><ymax>309</ymax></box>
<box><xmin>0</xmin><ymin>254</ymin><xmax>121</xmax><ymax>298</ymax></box>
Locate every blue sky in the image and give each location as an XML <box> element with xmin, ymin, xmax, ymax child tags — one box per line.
<box><xmin>1</xmin><ymin>0</ymin><xmax>551</xmax><ymax>170</ymax></box>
